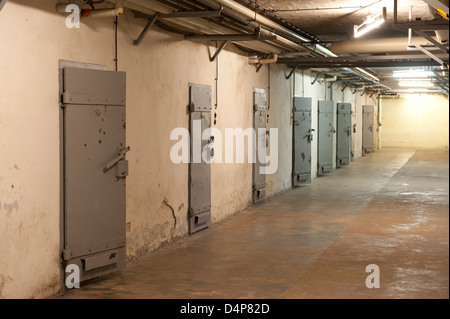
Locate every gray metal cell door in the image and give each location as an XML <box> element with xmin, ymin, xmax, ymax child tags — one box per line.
<box><xmin>189</xmin><ymin>84</ymin><xmax>212</xmax><ymax>234</ymax></box>
<box><xmin>293</xmin><ymin>97</ymin><xmax>313</xmax><ymax>186</ymax></box>
<box><xmin>253</xmin><ymin>88</ymin><xmax>267</xmax><ymax>204</ymax></box>
<box><xmin>336</xmin><ymin>103</ymin><xmax>352</xmax><ymax>167</ymax></box>
<box><xmin>318</xmin><ymin>100</ymin><xmax>335</xmax><ymax>176</ymax></box>
<box><xmin>363</xmin><ymin>105</ymin><xmax>374</xmax><ymax>154</ymax></box>
<box><xmin>62</xmin><ymin>67</ymin><xmax>127</xmax><ymax>282</ymax></box>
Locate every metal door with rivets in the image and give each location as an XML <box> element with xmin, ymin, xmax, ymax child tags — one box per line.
<box><xmin>253</xmin><ymin>88</ymin><xmax>267</xmax><ymax>204</ymax></box>
<box><xmin>189</xmin><ymin>84</ymin><xmax>212</xmax><ymax>234</ymax></box>
<box><xmin>318</xmin><ymin>100</ymin><xmax>335</xmax><ymax>176</ymax></box>
<box><xmin>293</xmin><ymin>97</ymin><xmax>313</xmax><ymax>186</ymax></box>
<box><xmin>337</xmin><ymin>103</ymin><xmax>352</xmax><ymax>167</ymax></box>
<box><xmin>363</xmin><ymin>105</ymin><xmax>374</xmax><ymax>154</ymax></box>
<box><xmin>61</xmin><ymin>67</ymin><xmax>127</xmax><ymax>282</ymax></box>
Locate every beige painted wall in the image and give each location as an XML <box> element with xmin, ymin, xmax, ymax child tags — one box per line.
<box><xmin>266</xmin><ymin>64</ymin><xmax>293</xmax><ymax>196</ymax></box>
<box><xmin>381</xmin><ymin>94</ymin><xmax>449</xmax><ymax>149</ymax></box>
<box><xmin>0</xmin><ymin>0</ymin><xmax>271</xmax><ymax>298</ymax></box>
<box><xmin>0</xmin><ymin>0</ymin><xmax>387</xmax><ymax>299</ymax></box>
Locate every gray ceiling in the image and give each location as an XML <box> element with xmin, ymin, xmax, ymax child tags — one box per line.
<box><xmin>237</xmin><ymin>0</ymin><xmax>448</xmax><ymax>94</ymax></box>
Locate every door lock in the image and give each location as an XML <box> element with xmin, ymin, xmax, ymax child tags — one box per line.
<box><xmin>104</xmin><ymin>146</ymin><xmax>131</xmax><ymax>172</ymax></box>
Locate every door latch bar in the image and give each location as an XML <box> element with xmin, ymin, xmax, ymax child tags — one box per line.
<box><xmin>104</xmin><ymin>146</ymin><xmax>131</xmax><ymax>172</ymax></box>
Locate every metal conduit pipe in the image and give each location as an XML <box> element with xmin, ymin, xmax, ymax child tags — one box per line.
<box><xmin>345</xmin><ymin>68</ymin><xmax>390</xmax><ymax>89</ymax></box>
<box><xmin>157</xmin><ymin>0</ymin><xmax>199</xmax><ymax>11</ymax></box>
<box><xmin>208</xmin><ymin>0</ymin><xmax>392</xmax><ymax>96</ymax></box>
<box><xmin>354</xmin><ymin>67</ymin><xmax>379</xmax><ymax>82</ymax></box>
<box><xmin>123</xmin><ymin>0</ymin><xmax>172</xmax><ymax>14</ymax></box>
<box><xmin>377</xmin><ymin>94</ymin><xmax>383</xmax><ymax>127</ymax></box>
<box><xmin>121</xmin><ymin>0</ymin><xmax>284</xmax><ymax>52</ymax></box>
<box><xmin>120</xmin><ymin>0</ymin><xmax>308</xmax><ymax>53</ymax></box>
<box><xmin>214</xmin><ymin>0</ymin><xmax>337</xmax><ymax>57</ymax></box>
<box><xmin>121</xmin><ymin>0</ymin><xmax>382</xmax><ymax>87</ymax></box>
<box><xmin>121</xmin><ymin>0</ymin><xmax>299</xmax><ymax>54</ymax></box>
<box><xmin>194</xmin><ymin>0</ymin><xmax>259</xmax><ymax>26</ymax></box>
<box><xmin>258</xmin><ymin>54</ymin><xmax>278</xmax><ymax>64</ymax></box>
<box><xmin>187</xmin><ymin>0</ymin><xmax>310</xmax><ymax>53</ymax></box>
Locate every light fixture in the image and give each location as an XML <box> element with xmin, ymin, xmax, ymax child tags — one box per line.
<box><xmin>398</xmin><ymin>81</ymin><xmax>434</xmax><ymax>88</ymax></box>
<box><xmin>354</xmin><ymin>7</ymin><xmax>387</xmax><ymax>38</ymax></box>
<box><xmin>356</xmin><ymin>67</ymin><xmax>380</xmax><ymax>82</ymax></box>
<box><xmin>404</xmin><ymin>93</ymin><xmax>423</xmax><ymax>98</ymax></box>
<box><xmin>393</xmin><ymin>70</ymin><xmax>433</xmax><ymax>78</ymax></box>
<box><xmin>407</xmin><ymin>89</ymin><xmax>432</xmax><ymax>95</ymax></box>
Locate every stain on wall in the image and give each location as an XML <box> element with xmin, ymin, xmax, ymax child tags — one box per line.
<box><xmin>3</xmin><ymin>200</ymin><xmax>19</xmax><ymax>218</ymax></box>
<box><xmin>0</xmin><ymin>275</ymin><xmax>13</xmax><ymax>298</ymax></box>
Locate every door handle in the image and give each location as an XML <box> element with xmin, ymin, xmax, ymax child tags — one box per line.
<box><xmin>104</xmin><ymin>146</ymin><xmax>131</xmax><ymax>172</ymax></box>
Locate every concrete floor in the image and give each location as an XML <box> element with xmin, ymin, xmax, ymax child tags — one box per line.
<box><xmin>58</xmin><ymin>149</ymin><xmax>449</xmax><ymax>299</ymax></box>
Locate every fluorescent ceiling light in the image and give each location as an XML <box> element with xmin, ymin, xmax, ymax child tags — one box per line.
<box><xmin>393</xmin><ymin>71</ymin><xmax>433</xmax><ymax>78</ymax></box>
<box><xmin>356</xmin><ymin>67</ymin><xmax>380</xmax><ymax>82</ymax></box>
<box><xmin>406</xmin><ymin>89</ymin><xmax>433</xmax><ymax>93</ymax></box>
<box><xmin>399</xmin><ymin>81</ymin><xmax>434</xmax><ymax>88</ymax></box>
<box><xmin>354</xmin><ymin>19</ymin><xmax>385</xmax><ymax>38</ymax></box>
<box><xmin>354</xmin><ymin>7</ymin><xmax>387</xmax><ymax>38</ymax></box>
<box><xmin>404</xmin><ymin>93</ymin><xmax>423</xmax><ymax>98</ymax></box>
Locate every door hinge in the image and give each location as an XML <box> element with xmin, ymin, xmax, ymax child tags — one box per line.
<box><xmin>62</xmin><ymin>92</ymin><xmax>72</xmax><ymax>104</ymax></box>
<box><xmin>62</xmin><ymin>249</ymin><xmax>71</xmax><ymax>261</ymax></box>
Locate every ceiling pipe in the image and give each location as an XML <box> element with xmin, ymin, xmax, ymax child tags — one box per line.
<box><xmin>259</xmin><ymin>54</ymin><xmax>278</xmax><ymax>64</ymax></box>
<box><xmin>120</xmin><ymin>0</ymin><xmax>382</xmax><ymax>87</ymax></box>
<box><xmin>119</xmin><ymin>0</ymin><xmax>281</xmax><ymax>53</ymax></box>
<box><xmin>84</xmin><ymin>8</ymin><xmax>124</xmax><ymax>18</ymax></box>
<box><xmin>179</xmin><ymin>0</ymin><xmax>311</xmax><ymax>53</ymax></box>
<box><xmin>331</xmin><ymin>37</ymin><xmax>433</xmax><ymax>54</ymax></box>
<box><xmin>323</xmin><ymin>76</ymin><xmax>338</xmax><ymax>82</ymax></box>
<box><xmin>120</xmin><ymin>0</ymin><xmax>310</xmax><ymax>53</ymax></box>
<box><xmin>212</xmin><ymin>0</ymin><xmax>387</xmax><ymax>86</ymax></box>
<box><xmin>355</xmin><ymin>67</ymin><xmax>379</xmax><ymax>82</ymax></box>
<box><xmin>214</xmin><ymin>0</ymin><xmax>336</xmax><ymax>57</ymax></box>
